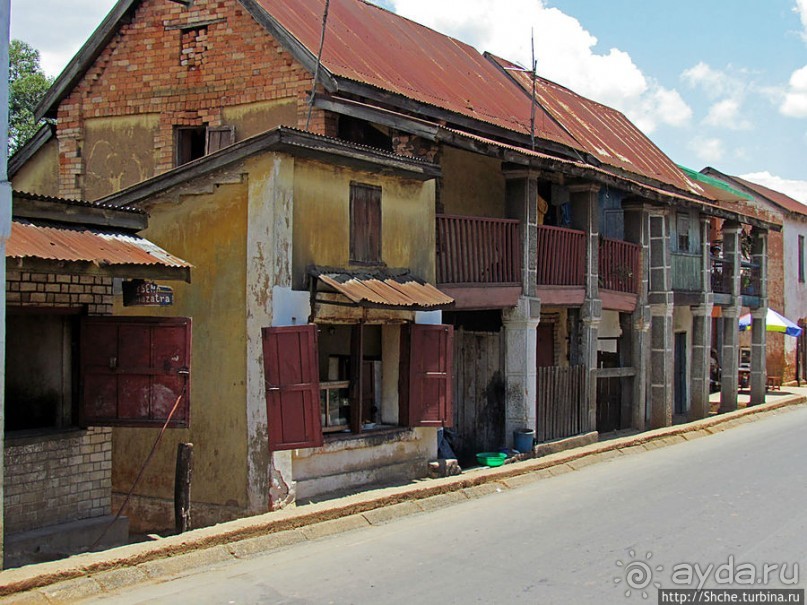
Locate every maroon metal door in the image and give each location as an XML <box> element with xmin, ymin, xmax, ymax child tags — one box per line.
<box><xmin>536</xmin><ymin>323</ymin><xmax>555</xmax><ymax>368</ymax></box>
<box><xmin>81</xmin><ymin>317</ymin><xmax>191</xmax><ymax>427</ymax></box>
<box><xmin>408</xmin><ymin>324</ymin><xmax>453</xmax><ymax>427</ymax></box>
<box><xmin>262</xmin><ymin>325</ymin><xmax>323</xmax><ymax>451</ymax></box>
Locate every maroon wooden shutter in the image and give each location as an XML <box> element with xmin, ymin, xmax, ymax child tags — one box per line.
<box><xmin>407</xmin><ymin>324</ymin><xmax>453</xmax><ymax>427</ymax></box>
<box><xmin>350</xmin><ymin>182</ymin><xmax>381</xmax><ymax>263</ymax></box>
<box><xmin>81</xmin><ymin>317</ymin><xmax>191</xmax><ymax>427</ymax></box>
<box><xmin>262</xmin><ymin>325</ymin><xmax>323</xmax><ymax>450</ymax></box>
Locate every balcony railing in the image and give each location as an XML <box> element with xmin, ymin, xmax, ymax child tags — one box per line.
<box><xmin>599</xmin><ymin>238</ymin><xmax>641</xmax><ymax>294</ymax></box>
<box><xmin>741</xmin><ymin>261</ymin><xmax>761</xmax><ymax>297</ymax></box>
<box><xmin>436</xmin><ymin>214</ymin><xmax>521</xmax><ymax>285</ymax></box>
<box><xmin>672</xmin><ymin>253</ymin><xmax>702</xmax><ymax>292</ymax></box>
<box><xmin>711</xmin><ymin>257</ymin><xmax>733</xmax><ymax>294</ymax></box>
<box><xmin>536</xmin><ymin>224</ymin><xmax>586</xmax><ymax>286</ymax></box>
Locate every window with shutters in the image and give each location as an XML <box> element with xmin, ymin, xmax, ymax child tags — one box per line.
<box><xmin>174</xmin><ymin>125</ymin><xmax>235</xmax><ymax>166</ymax></box>
<box><xmin>350</xmin><ymin>182</ymin><xmax>382</xmax><ymax>265</ymax></box>
<box><xmin>799</xmin><ymin>235</ymin><xmax>805</xmax><ymax>284</ymax></box>
<box><xmin>676</xmin><ymin>212</ymin><xmax>690</xmax><ymax>252</ymax></box>
<box><xmin>80</xmin><ymin>317</ymin><xmax>192</xmax><ymax>427</ymax></box>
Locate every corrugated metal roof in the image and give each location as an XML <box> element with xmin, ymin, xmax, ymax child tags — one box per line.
<box><xmin>8</xmin><ymin>219</ymin><xmax>191</xmax><ymax>270</ymax></box>
<box><xmin>731</xmin><ymin>176</ymin><xmax>807</xmax><ymax>217</ymax></box>
<box><xmin>677</xmin><ymin>165</ymin><xmax>753</xmax><ymax>203</ymax></box>
<box><xmin>253</xmin><ymin>0</ymin><xmax>582</xmax><ymax>151</ymax></box>
<box><xmin>14</xmin><ymin>189</ymin><xmax>144</xmax><ymax>214</ymax></box>
<box><xmin>318</xmin><ymin>272</ymin><xmax>453</xmax><ymax>309</ymax></box>
<box><xmin>487</xmin><ymin>54</ymin><xmax>700</xmax><ymax>195</ymax></box>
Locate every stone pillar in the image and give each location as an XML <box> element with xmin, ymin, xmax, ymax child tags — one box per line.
<box><xmin>690</xmin><ymin>304</ymin><xmax>713</xmax><ymax>419</ymax></box>
<box><xmin>570</xmin><ymin>183</ymin><xmax>601</xmax><ymax>432</ymax></box>
<box><xmin>503</xmin><ymin>170</ymin><xmax>542</xmax><ymax>445</ymax></box>
<box><xmin>719</xmin><ymin>221</ymin><xmax>742</xmax><ymax>413</ymax></box>
<box><xmin>623</xmin><ymin>200</ymin><xmax>650</xmax><ymax>431</ymax></box>
<box><xmin>749</xmin><ymin>228</ymin><xmax>769</xmax><ymax>405</ymax></box>
<box><xmin>647</xmin><ymin>213</ymin><xmax>674</xmax><ymax>428</ymax></box>
<box><xmin>503</xmin><ymin>297</ymin><xmax>541</xmax><ymax>445</ymax></box>
<box><xmin>690</xmin><ymin>217</ymin><xmax>714</xmax><ymax>420</ymax></box>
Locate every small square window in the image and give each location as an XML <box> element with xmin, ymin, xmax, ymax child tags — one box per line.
<box><xmin>174</xmin><ymin>126</ymin><xmax>206</xmax><ymax>166</ymax></box>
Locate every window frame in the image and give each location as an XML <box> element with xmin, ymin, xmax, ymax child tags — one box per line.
<box><xmin>676</xmin><ymin>212</ymin><xmax>691</xmax><ymax>253</ymax></box>
<box><xmin>799</xmin><ymin>234</ymin><xmax>805</xmax><ymax>284</ymax></box>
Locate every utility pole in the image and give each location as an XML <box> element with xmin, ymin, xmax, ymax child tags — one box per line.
<box><xmin>0</xmin><ymin>0</ymin><xmax>13</xmax><ymax>569</ymax></box>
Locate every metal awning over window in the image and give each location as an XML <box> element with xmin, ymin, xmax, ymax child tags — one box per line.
<box><xmin>311</xmin><ymin>268</ymin><xmax>454</xmax><ymax>311</ymax></box>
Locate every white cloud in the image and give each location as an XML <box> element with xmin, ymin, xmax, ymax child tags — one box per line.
<box><xmin>704</xmin><ymin>98</ymin><xmax>752</xmax><ymax>130</ymax></box>
<box><xmin>387</xmin><ymin>0</ymin><xmax>691</xmax><ymax>133</ymax></box>
<box><xmin>796</xmin><ymin>0</ymin><xmax>807</xmax><ymax>42</ymax></box>
<box><xmin>781</xmin><ymin>65</ymin><xmax>807</xmax><ymax>117</ymax></box>
<box><xmin>688</xmin><ymin>136</ymin><xmax>725</xmax><ymax>163</ymax></box>
<box><xmin>741</xmin><ymin>171</ymin><xmax>807</xmax><ymax>205</ymax></box>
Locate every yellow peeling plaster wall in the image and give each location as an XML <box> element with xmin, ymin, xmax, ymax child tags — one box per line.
<box><xmin>291</xmin><ymin>159</ymin><xmax>436</xmax><ymax>287</ymax></box>
<box><xmin>440</xmin><ymin>146</ymin><xmax>505</xmax><ymax>218</ymax></box>
<box><xmin>10</xmin><ymin>137</ymin><xmax>60</xmax><ymax>197</ymax></box>
<box><xmin>112</xmin><ymin>180</ymin><xmax>249</xmax><ymax>532</ymax></box>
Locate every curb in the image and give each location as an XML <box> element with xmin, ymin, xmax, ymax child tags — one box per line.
<box><xmin>2</xmin><ymin>393</ymin><xmax>805</xmax><ymax>603</ymax></box>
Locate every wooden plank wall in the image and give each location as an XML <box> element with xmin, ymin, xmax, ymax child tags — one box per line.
<box><xmin>536</xmin><ymin>365</ymin><xmax>588</xmax><ymax>442</ymax></box>
<box><xmin>451</xmin><ymin>328</ymin><xmax>505</xmax><ymax>461</ymax></box>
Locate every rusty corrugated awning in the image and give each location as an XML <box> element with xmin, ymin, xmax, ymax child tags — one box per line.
<box><xmin>8</xmin><ymin>219</ymin><xmax>192</xmax><ymax>282</ymax></box>
<box><xmin>316</xmin><ymin>271</ymin><xmax>453</xmax><ymax>310</ymax></box>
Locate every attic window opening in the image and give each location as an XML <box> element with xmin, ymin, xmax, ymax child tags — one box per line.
<box><xmin>180</xmin><ymin>25</ymin><xmax>208</xmax><ymax>70</ymax></box>
<box><xmin>174</xmin><ymin>126</ymin><xmax>206</xmax><ymax>166</ymax></box>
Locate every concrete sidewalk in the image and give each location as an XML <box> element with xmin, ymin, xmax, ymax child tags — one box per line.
<box><xmin>2</xmin><ymin>388</ymin><xmax>806</xmax><ymax>604</ymax></box>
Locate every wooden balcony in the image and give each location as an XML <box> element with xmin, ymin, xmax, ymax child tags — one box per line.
<box><xmin>436</xmin><ymin>214</ymin><xmax>522</xmax><ymax>309</ymax></box>
<box><xmin>599</xmin><ymin>238</ymin><xmax>640</xmax><ymax>294</ymax></box>
<box><xmin>672</xmin><ymin>253</ymin><xmax>702</xmax><ymax>292</ymax></box>
<box><xmin>536</xmin><ymin>225</ymin><xmax>586</xmax><ymax>286</ymax></box>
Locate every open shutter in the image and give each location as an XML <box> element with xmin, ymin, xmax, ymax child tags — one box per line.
<box><xmin>262</xmin><ymin>325</ymin><xmax>323</xmax><ymax>451</ymax></box>
<box><xmin>407</xmin><ymin>324</ymin><xmax>453</xmax><ymax>427</ymax></box>
<box><xmin>81</xmin><ymin>317</ymin><xmax>191</xmax><ymax>427</ymax></box>
<box><xmin>205</xmin><ymin>125</ymin><xmax>235</xmax><ymax>154</ymax></box>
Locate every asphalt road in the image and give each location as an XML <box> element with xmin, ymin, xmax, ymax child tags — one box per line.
<box><xmin>85</xmin><ymin>407</ymin><xmax>807</xmax><ymax>604</ymax></box>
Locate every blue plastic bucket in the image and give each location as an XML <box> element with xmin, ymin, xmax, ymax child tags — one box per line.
<box><xmin>514</xmin><ymin>428</ymin><xmax>535</xmax><ymax>453</ymax></box>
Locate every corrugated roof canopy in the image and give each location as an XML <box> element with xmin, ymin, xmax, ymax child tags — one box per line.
<box><xmin>315</xmin><ymin>271</ymin><xmax>453</xmax><ymax>310</ymax></box>
<box><xmin>8</xmin><ymin>219</ymin><xmax>192</xmax><ymax>282</ymax></box>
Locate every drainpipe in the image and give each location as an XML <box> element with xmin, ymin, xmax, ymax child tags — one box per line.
<box><xmin>0</xmin><ymin>0</ymin><xmax>12</xmax><ymax>569</ymax></box>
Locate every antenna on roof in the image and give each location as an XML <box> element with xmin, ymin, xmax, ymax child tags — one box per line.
<box><xmin>529</xmin><ymin>29</ymin><xmax>537</xmax><ymax>151</ymax></box>
<box><xmin>503</xmin><ymin>30</ymin><xmax>538</xmax><ymax>151</ymax></box>
<box><xmin>305</xmin><ymin>0</ymin><xmax>331</xmax><ymax>131</ymax></box>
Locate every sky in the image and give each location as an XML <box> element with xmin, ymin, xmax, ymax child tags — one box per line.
<box><xmin>9</xmin><ymin>0</ymin><xmax>807</xmax><ymax>202</ymax></box>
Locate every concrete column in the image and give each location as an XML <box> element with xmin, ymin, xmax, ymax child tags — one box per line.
<box><xmin>503</xmin><ymin>297</ymin><xmax>541</xmax><ymax>445</ymax></box>
<box><xmin>691</xmin><ymin>217</ymin><xmax>714</xmax><ymax>420</ymax></box>
<box><xmin>749</xmin><ymin>228</ymin><xmax>769</xmax><ymax>405</ymax></box>
<box><xmin>623</xmin><ymin>200</ymin><xmax>651</xmax><ymax>431</ymax></box>
<box><xmin>647</xmin><ymin>213</ymin><xmax>674</xmax><ymax>428</ymax></box>
<box><xmin>719</xmin><ymin>221</ymin><xmax>742</xmax><ymax>413</ymax></box>
<box><xmin>690</xmin><ymin>304</ymin><xmax>714</xmax><ymax>419</ymax></box>
<box><xmin>504</xmin><ymin>170</ymin><xmax>540</xmax><ymax>297</ymax></box>
<box><xmin>1</xmin><ymin>0</ymin><xmax>12</xmax><ymax>567</ymax></box>
<box><xmin>569</xmin><ymin>183</ymin><xmax>601</xmax><ymax>431</ymax></box>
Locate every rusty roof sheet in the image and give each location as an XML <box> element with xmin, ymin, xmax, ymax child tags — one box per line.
<box><xmin>8</xmin><ymin>219</ymin><xmax>192</xmax><ymax>270</ymax></box>
<box><xmin>731</xmin><ymin>176</ymin><xmax>807</xmax><ymax>217</ymax></box>
<box><xmin>252</xmin><ymin>0</ymin><xmax>581</xmax><ymax>151</ymax></box>
<box><xmin>317</xmin><ymin>272</ymin><xmax>453</xmax><ymax>309</ymax></box>
<box><xmin>487</xmin><ymin>54</ymin><xmax>700</xmax><ymax>195</ymax></box>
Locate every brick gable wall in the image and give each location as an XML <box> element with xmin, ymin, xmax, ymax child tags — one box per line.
<box><xmin>57</xmin><ymin>0</ymin><xmax>333</xmax><ymax>199</ymax></box>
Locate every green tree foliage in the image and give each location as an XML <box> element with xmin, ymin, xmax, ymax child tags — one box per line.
<box><xmin>8</xmin><ymin>40</ymin><xmax>53</xmax><ymax>155</ymax></box>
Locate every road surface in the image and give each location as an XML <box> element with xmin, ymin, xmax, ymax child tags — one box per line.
<box><xmin>84</xmin><ymin>406</ymin><xmax>807</xmax><ymax>604</ymax></box>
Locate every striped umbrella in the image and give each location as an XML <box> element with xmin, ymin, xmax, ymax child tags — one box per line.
<box><xmin>738</xmin><ymin>308</ymin><xmax>803</xmax><ymax>337</ymax></box>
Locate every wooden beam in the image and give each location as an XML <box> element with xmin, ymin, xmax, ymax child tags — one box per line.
<box><xmin>13</xmin><ymin>196</ymin><xmax>147</xmax><ymax>231</ymax></box>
